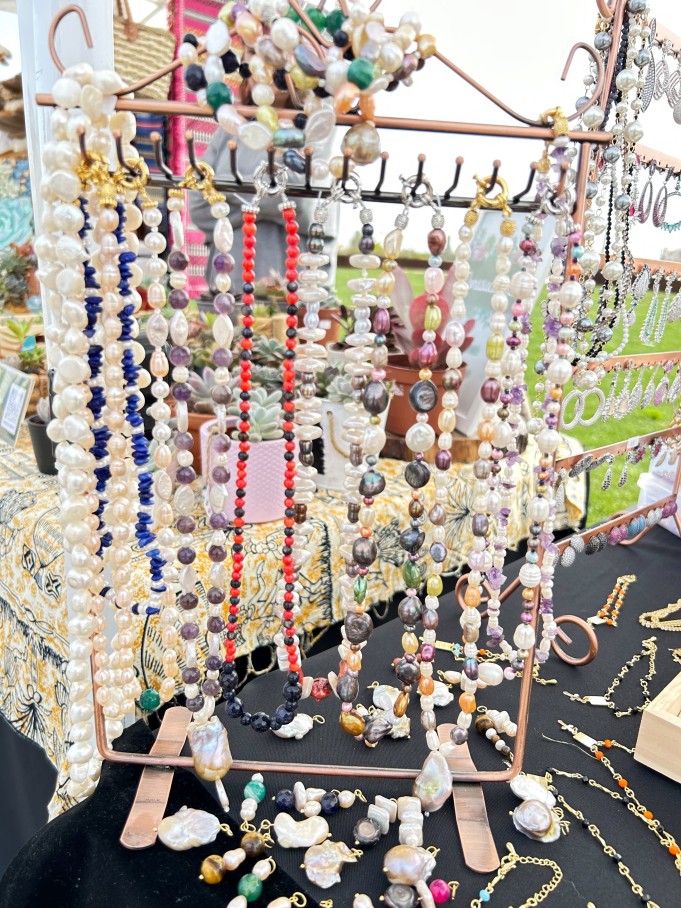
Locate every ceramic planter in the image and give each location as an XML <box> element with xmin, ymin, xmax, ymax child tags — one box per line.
<box><xmin>385</xmin><ymin>354</ymin><xmax>467</xmax><ymax>438</ymax></box>
<box><xmin>201</xmin><ymin>419</ymin><xmax>295</xmax><ymax>524</ymax></box>
<box><xmin>317</xmin><ymin>399</ymin><xmax>390</xmax><ymax>491</ymax></box>
<box><xmin>186</xmin><ymin>411</ymin><xmax>215</xmax><ymax>477</ymax></box>
<box><xmin>27</xmin><ymin>415</ymin><xmax>56</xmax><ymax>475</ymax></box>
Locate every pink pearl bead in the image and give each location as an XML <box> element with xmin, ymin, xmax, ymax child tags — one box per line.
<box><xmin>429</xmin><ymin>879</ymin><xmax>451</xmax><ymax>903</ymax></box>
<box><xmin>503</xmin><ymin>666</ymin><xmax>516</xmax><ymax>681</ymax></box>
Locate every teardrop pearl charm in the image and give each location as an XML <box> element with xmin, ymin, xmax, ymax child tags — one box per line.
<box><xmin>412</xmin><ymin>751</ymin><xmax>452</xmax><ymax>813</ymax></box>
<box><xmin>187</xmin><ymin>717</ymin><xmax>233</xmax><ymax>781</ymax></box>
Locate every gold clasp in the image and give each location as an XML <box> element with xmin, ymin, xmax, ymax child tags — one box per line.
<box><xmin>472</xmin><ymin>174</ymin><xmax>512</xmax><ymax>218</ymax></box>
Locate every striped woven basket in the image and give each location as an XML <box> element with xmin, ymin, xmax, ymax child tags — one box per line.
<box><xmin>113</xmin><ymin>0</ymin><xmax>177</xmax><ymax>100</ymax></box>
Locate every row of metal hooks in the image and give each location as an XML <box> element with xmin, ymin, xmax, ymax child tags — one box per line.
<box><xmin>81</xmin><ymin>127</ymin><xmax>566</xmax><ymax>212</ymax></box>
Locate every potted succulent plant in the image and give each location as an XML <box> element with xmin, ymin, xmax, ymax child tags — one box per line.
<box><xmin>314</xmin><ymin>366</ymin><xmax>391</xmax><ymax>491</ymax></box>
<box><xmin>26</xmin><ymin>396</ymin><xmax>56</xmax><ymax>475</ymax></box>
<box><xmin>0</xmin><ymin>242</ymin><xmax>39</xmax><ymax>313</ymax></box>
<box><xmin>252</xmin><ymin>271</ymin><xmax>288</xmax><ymax>342</ymax></box>
<box><xmin>385</xmin><ymin>265</ymin><xmax>474</xmax><ymax>438</ymax></box>
<box><xmin>202</xmin><ymin>387</ymin><xmax>292</xmax><ymax>525</ymax></box>
<box><xmin>186</xmin><ymin>367</ymin><xmax>222</xmax><ymax>476</ymax></box>
<box><xmin>2</xmin><ymin>317</ymin><xmax>48</xmax><ymax>416</ymax></box>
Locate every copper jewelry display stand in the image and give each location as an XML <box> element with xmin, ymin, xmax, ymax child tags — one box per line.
<box><xmin>34</xmin><ymin>0</ymin><xmax>677</xmax><ymax>874</ymax></box>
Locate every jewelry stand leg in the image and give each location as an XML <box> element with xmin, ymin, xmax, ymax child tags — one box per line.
<box><xmin>120</xmin><ymin>706</ymin><xmax>192</xmax><ymax>850</ymax></box>
<box><xmin>438</xmin><ymin>724</ymin><xmax>500</xmax><ymax>873</ymax></box>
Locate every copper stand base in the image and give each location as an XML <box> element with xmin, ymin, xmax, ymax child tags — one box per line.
<box><xmin>119</xmin><ymin>706</ymin><xmax>192</xmax><ymax>850</ymax></box>
<box><xmin>438</xmin><ymin>725</ymin><xmax>500</xmax><ymax>873</ymax></box>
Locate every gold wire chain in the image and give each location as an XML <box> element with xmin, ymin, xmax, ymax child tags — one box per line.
<box><xmin>470</xmin><ymin>843</ymin><xmax>562</xmax><ymax>908</ymax></box>
<box><xmin>563</xmin><ymin>636</ymin><xmax>657</xmax><ymax>716</ymax></box>
<box><xmin>639</xmin><ymin>598</ymin><xmax>681</xmax><ymax>631</ymax></box>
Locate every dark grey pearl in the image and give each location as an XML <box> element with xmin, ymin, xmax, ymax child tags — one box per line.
<box><xmin>363</xmin><ymin>716</ymin><xmax>393</xmax><ymax>744</ymax></box>
<box><xmin>336</xmin><ymin>674</ymin><xmax>359</xmax><ymax>702</ymax></box>
<box><xmin>344</xmin><ymin>611</ymin><xmax>374</xmax><ymax>644</ymax></box>
<box><xmin>422</xmin><ymin>608</ymin><xmax>439</xmax><ymax>630</ymax></box>
<box><xmin>575</xmin><ymin>96</ymin><xmax>589</xmax><ymax>111</ymax></box>
<box><xmin>473</xmin><ymin>459</ymin><xmax>491</xmax><ymax>480</ymax></box>
<box><xmin>595</xmin><ymin>326</ymin><xmax>613</xmax><ymax>344</ymax></box>
<box><xmin>534</xmin><ymin>360</ymin><xmax>546</xmax><ymax>375</ymax></box>
<box><xmin>398</xmin><ymin>595</ymin><xmax>422</xmax><ymax>625</ymax></box>
<box><xmin>575</xmin><ymin>316</ymin><xmax>594</xmax><ymax>333</ymax></box>
<box><xmin>472</xmin><ymin>513</ymin><xmax>489</xmax><ymax>537</ymax></box>
<box><xmin>310</xmin><ymin>222</ymin><xmax>325</xmax><ymax>238</ymax></box>
<box><xmin>430</xmin><ymin>541</ymin><xmax>446</xmax><ymax>563</ymax></box>
<box><xmin>442</xmin><ymin>368</ymin><xmax>462</xmax><ymax>391</ymax></box>
<box><xmin>463</xmin><ymin>657</ymin><xmax>478</xmax><ymax>681</ymax></box>
<box><xmin>628</xmin><ymin>0</ymin><xmax>646</xmax><ymax>12</ymax></box>
<box><xmin>635</xmin><ymin>47</ymin><xmax>651</xmax><ymax>67</ymax></box>
<box><xmin>283</xmin><ymin>149</ymin><xmax>306</xmax><ymax>173</ymax></box>
<box><xmin>429</xmin><ymin>503</ymin><xmax>446</xmax><ymax>525</ymax></box>
<box><xmin>363</xmin><ymin>380</ymin><xmax>389</xmax><ymax>415</ymax></box>
<box><xmin>603</xmin><ymin>146</ymin><xmax>620</xmax><ymax>164</ymax></box>
<box><xmin>359</xmin><ymin>469</ymin><xmax>386</xmax><ymax>497</ymax></box>
<box><xmin>614</xmin><ymin>193</ymin><xmax>631</xmax><ymax>211</ymax></box>
<box><xmin>594</xmin><ymin>31</ymin><xmax>612</xmax><ymax>50</ymax></box>
<box><xmin>353</xmin><ymin>816</ymin><xmax>382</xmax><ymax>847</ymax></box>
<box><xmin>383</xmin><ymin>884</ymin><xmax>418</xmax><ymax>908</ymax></box>
<box><xmin>353</xmin><ymin>537</ymin><xmax>377</xmax><ymax>566</ymax></box>
<box><xmin>585</xmin><ymin>181</ymin><xmax>599</xmax><ymax>199</ymax></box>
<box><xmin>409</xmin><ymin>379</ymin><xmax>438</xmax><ymax>413</ymax></box>
<box><xmin>399</xmin><ymin>526</ymin><xmax>425</xmax><ymax>554</ymax></box>
<box><xmin>307</xmin><ymin>237</ymin><xmax>324</xmax><ymax>254</ymax></box>
<box><xmin>404</xmin><ymin>460</ymin><xmax>430</xmax><ymax>489</ymax></box>
<box><xmin>395</xmin><ymin>658</ymin><xmax>420</xmax><ymax>685</ymax></box>
<box><xmin>450</xmin><ymin>726</ymin><xmax>468</xmax><ymax>745</ymax></box>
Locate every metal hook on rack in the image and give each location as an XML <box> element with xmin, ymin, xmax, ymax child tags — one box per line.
<box><xmin>77</xmin><ymin>127</ymin><xmax>92</xmax><ymax>166</ymax></box>
<box><xmin>443</xmin><ymin>157</ymin><xmax>464</xmax><ymax>201</ymax></box>
<box><xmin>341</xmin><ymin>149</ymin><xmax>351</xmax><ymax>189</ymax></box>
<box><xmin>486</xmin><ymin>159</ymin><xmax>501</xmax><ymax>194</ymax></box>
<box><xmin>373</xmin><ymin>152</ymin><xmax>389</xmax><ymax>196</ymax></box>
<box><xmin>150</xmin><ymin>132</ymin><xmax>174</xmax><ymax>181</ymax></box>
<box><xmin>48</xmin><ymin>4</ymin><xmax>93</xmax><ymax>73</ymax></box>
<box><xmin>113</xmin><ymin>131</ymin><xmax>140</xmax><ymax>177</ymax></box>
<box><xmin>267</xmin><ymin>146</ymin><xmax>276</xmax><ymax>188</ymax></box>
<box><xmin>511</xmin><ymin>162</ymin><xmax>537</xmax><ymax>205</ymax></box>
<box><xmin>228</xmin><ymin>140</ymin><xmax>242</xmax><ymax>185</ymax></box>
<box><xmin>304</xmin><ymin>146</ymin><xmax>313</xmax><ymax>191</ymax></box>
<box><xmin>411</xmin><ymin>154</ymin><xmax>426</xmax><ymax>198</ymax></box>
<box><xmin>185</xmin><ymin>132</ymin><xmax>202</xmax><ymax>178</ymax></box>
<box><xmin>550</xmin><ymin>160</ymin><xmax>570</xmax><ymax>202</ymax></box>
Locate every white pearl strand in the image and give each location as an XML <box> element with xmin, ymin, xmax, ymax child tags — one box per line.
<box><xmin>453</xmin><ymin>218</ymin><xmax>515</xmax><ymax>745</ymax></box>
<box><xmin>142</xmin><ymin>191</ymin><xmax>181</xmax><ymax>705</ymax></box>
<box><xmin>37</xmin><ymin>65</ymin><xmax>126</xmax><ymax>800</ymax></box>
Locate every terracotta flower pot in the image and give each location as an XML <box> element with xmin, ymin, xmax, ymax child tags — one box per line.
<box><xmin>385</xmin><ymin>353</ymin><xmax>467</xmax><ymax>438</ymax></box>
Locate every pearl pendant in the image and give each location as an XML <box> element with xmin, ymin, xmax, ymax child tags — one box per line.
<box><xmin>272</xmin><ymin>813</ymin><xmax>330</xmax><ymax>848</ymax></box>
<box><xmin>412</xmin><ymin>751</ymin><xmax>452</xmax><ymax>813</ymax></box>
<box><xmin>187</xmin><ymin>717</ymin><xmax>233</xmax><ymax>781</ymax></box>
<box><xmin>382</xmin><ymin>845</ymin><xmax>436</xmax><ymax>885</ymax></box>
<box><xmin>271</xmin><ymin>713</ymin><xmax>314</xmax><ymax>740</ymax></box>
<box><xmin>303</xmin><ymin>840</ymin><xmax>359</xmax><ymax>889</ymax></box>
<box><xmin>157</xmin><ymin>805</ymin><xmax>221</xmax><ymax>851</ymax></box>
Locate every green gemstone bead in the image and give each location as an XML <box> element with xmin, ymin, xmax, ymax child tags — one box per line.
<box><xmin>347</xmin><ymin>58</ymin><xmax>375</xmax><ymax>90</ymax></box>
<box><xmin>354</xmin><ymin>576</ymin><xmax>367</xmax><ymax>604</ymax></box>
<box><xmin>286</xmin><ymin>7</ymin><xmax>301</xmax><ymax>21</ymax></box>
<box><xmin>139</xmin><ymin>688</ymin><xmax>160</xmax><ymax>712</ymax></box>
<box><xmin>427</xmin><ymin>575</ymin><xmax>443</xmax><ymax>596</ymax></box>
<box><xmin>424</xmin><ymin>305</ymin><xmax>442</xmax><ymax>331</ymax></box>
<box><xmin>402</xmin><ymin>559</ymin><xmax>422</xmax><ymax>588</ymax></box>
<box><xmin>237</xmin><ymin>873</ymin><xmax>263</xmax><ymax>902</ymax></box>
<box><xmin>325</xmin><ymin>9</ymin><xmax>344</xmax><ymax>32</ymax></box>
<box><xmin>306</xmin><ymin>8</ymin><xmax>326</xmax><ymax>31</ymax></box>
<box><xmin>205</xmin><ymin>81</ymin><xmax>233</xmax><ymax>111</ymax></box>
<box><xmin>485</xmin><ymin>334</ymin><xmax>505</xmax><ymax>361</ymax></box>
<box><xmin>243</xmin><ymin>780</ymin><xmax>267</xmax><ymax>803</ymax></box>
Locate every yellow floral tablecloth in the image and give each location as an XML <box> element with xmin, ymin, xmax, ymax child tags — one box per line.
<box><xmin>0</xmin><ymin>428</ymin><xmax>584</xmax><ymax>815</ymax></box>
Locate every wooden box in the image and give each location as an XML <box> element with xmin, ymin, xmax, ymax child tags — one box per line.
<box><xmin>634</xmin><ymin>671</ymin><xmax>681</xmax><ymax>784</ymax></box>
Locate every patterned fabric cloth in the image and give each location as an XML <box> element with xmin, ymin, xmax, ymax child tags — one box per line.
<box><xmin>0</xmin><ymin>428</ymin><xmax>584</xmax><ymax>816</ymax></box>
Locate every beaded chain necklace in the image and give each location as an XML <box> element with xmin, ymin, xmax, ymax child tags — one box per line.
<box><xmin>564</xmin><ymin>635</ymin><xmax>657</xmax><ymax>716</ymax></box>
<box><xmin>219</xmin><ymin>166</ymin><xmax>305</xmax><ymax>733</ymax></box>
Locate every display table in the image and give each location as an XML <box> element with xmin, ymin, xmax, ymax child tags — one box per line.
<box><xmin>1</xmin><ymin>527</ymin><xmax>679</xmax><ymax>907</ymax></box>
<box><xmin>0</xmin><ymin>428</ymin><xmax>584</xmax><ymax>817</ymax></box>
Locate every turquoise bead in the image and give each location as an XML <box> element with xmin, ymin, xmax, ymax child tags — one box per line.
<box><xmin>479</xmin><ymin>891</ymin><xmax>490</xmax><ymax>902</ymax></box>
<box><xmin>243</xmin><ymin>780</ymin><xmax>267</xmax><ymax>803</ymax></box>
<box><xmin>237</xmin><ymin>873</ymin><xmax>263</xmax><ymax>902</ymax></box>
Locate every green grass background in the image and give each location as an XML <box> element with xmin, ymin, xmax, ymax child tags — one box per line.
<box><xmin>335</xmin><ymin>266</ymin><xmax>681</xmax><ymax>526</ymax></box>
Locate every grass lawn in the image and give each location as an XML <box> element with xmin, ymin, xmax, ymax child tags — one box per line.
<box><xmin>336</xmin><ymin>266</ymin><xmax>680</xmax><ymax>526</ymax></box>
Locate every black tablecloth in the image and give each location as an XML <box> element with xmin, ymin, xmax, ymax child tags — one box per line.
<box><xmin>2</xmin><ymin>527</ymin><xmax>681</xmax><ymax>907</ymax></box>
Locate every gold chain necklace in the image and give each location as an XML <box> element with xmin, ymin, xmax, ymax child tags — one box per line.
<box><xmin>470</xmin><ymin>842</ymin><xmax>562</xmax><ymax>908</ymax></box>
<box><xmin>639</xmin><ymin>598</ymin><xmax>681</xmax><ymax>631</ymax></box>
<box><xmin>588</xmin><ymin>574</ymin><xmax>637</xmax><ymax>627</ymax></box>
<box><xmin>544</xmin><ymin>774</ymin><xmax>662</xmax><ymax>908</ymax></box>
<box><xmin>564</xmin><ymin>636</ymin><xmax>657</xmax><ymax>716</ymax></box>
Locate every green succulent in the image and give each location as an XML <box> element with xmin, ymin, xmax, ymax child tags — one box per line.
<box><xmin>188</xmin><ymin>367</ymin><xmax>221</xmax><ymax>415</ymax></box>
<box><xmin>326</xmin><ymin>373</ymin><xmax>353</xmax><ymax>403</ymax></box>
<box><xmin>228</xmin><ymin>387</ymin><xmax>283</xmax><ymax>442</ymax></box>
<box><xmin>251</xmin><ymin>335</ymin><xmax>286</xmax><ymax>368</ymax></box>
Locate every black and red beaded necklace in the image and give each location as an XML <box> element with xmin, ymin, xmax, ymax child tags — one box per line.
<box><xmin>219</xmin><ymin>169</ymin><xmax>305</xmax><ymax>732</ymax></box>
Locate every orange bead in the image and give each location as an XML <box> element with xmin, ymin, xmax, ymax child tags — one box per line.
<box><xmin>669</xmin><ymin>844</ymin><xmax>680</xmax><ymax>856</ymax></box>
<box><xmin>618</xmin><ymin>778</ymin><xmax>628</xmax><ymax>788</ymax></box>
<box><xmin>522</xmin><ymin>589</ymin><xmax>534</xmax><ymax>601</ymax></box>
<box><xmin>459</xmin><ymin>693</ymin><xmax>476</xmax><ymax>714</ymax></box>
<box><xmin>549</xmin><ymin>387</ymin><xmax>563</xmax><ymax>400</ymax></box>
<box><xmin>464</xmin><ymin>586</ymin><xmax>481</xmax><ymax>607</ymax></box>
<box><xmin>595</xmin><ymin>750</ymin><xmax>603</xmax><ymax>760</ymax></box>
<box><xmin>360</xmin><ymin>527</ymin><xmax>372</xmax><ymax>538</ymax></box>
<box><xmin>334</xmin><ymin>82</ymin><xmax>360</xmax><ymax>114</ymax></box>
<box><xmin>478</xmin><ymin>420</ymin><xmax>495</xmax><ymax>442</ymax></box>
<box><xmin>346</xmin><ymin>651</ymin><xmax>362</xmax><ymax>671</ymax></box>
<box><xmin>644</xmin><ymin>810</ymin><xmax>653</xmax><ymax>820</ymax></box>
<box><xmin>603</xmin><ymin>740</ymin><xmax>613</xmax><ymax>748</ymax></box>
<box><xmin>359</xmin><ymin>92</ymin><xmax>375</xmax><ymax>120</ymax></box>
<box><xmin>419</xmin><ymin>677</ymin><xmax>435</xmax><ymax>695</ymax></box>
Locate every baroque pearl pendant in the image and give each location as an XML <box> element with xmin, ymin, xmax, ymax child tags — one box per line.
<box><xmin>303</xmin><ymin>840</ymin><xmax>359</xmax><ymax>889</ymax></box>
<box><xmin>187</xmin><ymin>717</ymin><xmax>233</xmax><ymax>781</ymax></box>
<box><xmin>157</xmin><ymin>806</ymin><xmax>221</xmax><ymax>851</ymax></box>
<box><xmin>412</xmin><ymin>751</ymin><xmax>452</xmax><ymax>813</ymax></box>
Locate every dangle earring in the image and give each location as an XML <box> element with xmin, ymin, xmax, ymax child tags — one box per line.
<box><xmin>618</xmin><ymin>452</ymin><xmax>631</xmax><ymax>488</ymax></box>
<box><xmin>601</xmin><ymin>455</ymin><xmax>614</xmax><ymax>491</ymax></box>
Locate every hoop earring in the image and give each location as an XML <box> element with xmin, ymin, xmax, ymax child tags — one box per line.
<box><xmin>638</xmin><ymin>175</ymin><xmax>653</xmax><ymax>223</ymax></box>
<box><xmin>653</xmin><ymin>182</ymin><xmax>669</xmax><ymax>227</ymax></box>
<box><xmin>560</xmin><ymin>389</ymin><xmax>584</xmax><ymax>431</ymax></box>
<box><xmin>579</xmin><ymin>388</ymin><xmax>606</xmax><ymax>427</ymax></box>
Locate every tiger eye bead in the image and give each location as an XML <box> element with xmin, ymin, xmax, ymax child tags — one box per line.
<box><xmin>200</xmin><ymin>855</ymin><xmax>225</xmax><ymax>885</ymax></box>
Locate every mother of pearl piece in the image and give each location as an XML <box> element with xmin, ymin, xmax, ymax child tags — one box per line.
<box><xmin>158</xmin><ymin>806</ymin><xmax>221</xmax><ymax>851</ymax></box>
<box><xmin>303</xmin><ymin>840</ymin><xmax>358</xmax><ymax>889</ymax></box>
<box><xmin>273</xmin><ymin>813</ymin><xmax>330</xmax><ymax>848</ymax></box>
